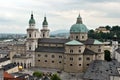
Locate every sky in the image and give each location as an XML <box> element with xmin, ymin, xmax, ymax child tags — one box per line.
<box><xmin>0</xmin><ymin>0</ymin><xmax>120</xmax><ymax>33</ymax></box>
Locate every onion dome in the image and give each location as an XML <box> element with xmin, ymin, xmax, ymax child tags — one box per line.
<box><xmin>29</xmin><ymin>13</ymin><xmax>35</xmax><ymax>24</ymax></box>
<box><xmin>42</xmin><ymin>16</ymin><xmax>48</xmax><ymax>26</ymax></box>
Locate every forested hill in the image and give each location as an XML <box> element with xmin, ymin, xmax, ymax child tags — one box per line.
<box><xmin>88</xmin><ymin>25</ymin><xmax>120</xmax><ymax>42</ymax></box>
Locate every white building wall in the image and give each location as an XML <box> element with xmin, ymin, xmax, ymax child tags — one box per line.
<box><xmin>0</xmin><ymin>60</ymin><xmax>11</xmax><ymax>67</ymax></box>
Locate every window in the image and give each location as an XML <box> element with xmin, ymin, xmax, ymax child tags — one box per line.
<box><xmin>98</xmin><ymin>49</ymin><xmax>101</xmax><ymax>52</ymax></box>
<box><xmin>76</xmin><ymin>36</ymin><xmax>78</xmax><ymax>39</ymax></box>
<box><xmin>59</xmin><ymin>61</ymin><xmax>61</xmax><ymax>63</ymax></box>
<box><xmin>59</xmin><ymin>56</ymin><xmax>62</xmax><ymax>58</ymax></box>
<box><xmin>29</xmin><ymin>46</ymin><xmax>31</xmax><ymax>50</ymax></box>
<box><xmin>43</xmin><ymin>33</ymin><xmax>45</xmax><ymax>37</ymax></box>
<box><xmin>79</xmin><ymin>50</ymin><xmax>81</xmax><ymax>53</ymax></box>
<box><xmin>45</xmin><ymin>60</ymin><xmax>47</xmax><ymax>62</ymax></box>
<box><xmin>70</xmin><ymin>64</ymin><xmax>73</xmax><ymax>66</ymax></box>
<box><xmin>79</xmin><ymin>57</ymin><xmax>81</xmax><ymax>60</ymax></box>
<box><xmin>52</xmin><ymin>61</ymin><xmax>54</xmax><ymax>63</ymax></box>
<box><xmin>38</xmin><ymin>54</ymin><xmax>41</xmax><ymax>57</ymax></box>
<box><xmin>70</xmin><ymin>57</ymin><xmax>73</xmax><ymax>60</ymax></box>
<box><xmin>79</xmin><ymin>64</ymin><xmax>81</xmax><ymax>66</ymax></box>
<box><xmin>82</xmin><ymin>36</ymin><xmax>84</xmax><ymax>39</ymax></box>
<box><xmin>51</xmin><ymin>55</ymin><xmax>55</xmax><ymax>58</ymax></box>
<box><xmin>86</xmin><ymin>57</ymin><xmax>90</xmax><ymax>60</ymax></box>
<box><xmin>70</xmin><ymin>49</ymin><xmax>73</xmax><ymax>53</ymax></box>
<box><xmin>87</xmin><ymin>64</ymin><xmax>89</xmax><ymax>66</ymax></box>
<box><xmin>29</xmin><ymin>33</ymin><xmax>31</xmax><ymax>37</ymax></box>
<box><xmin>45</xmin><ymin>55</ymin><xmax>47</xmax><ymax>57</ymax></box>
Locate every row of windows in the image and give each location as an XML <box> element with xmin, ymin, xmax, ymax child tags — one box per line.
<box><xmin>70</xmin><ymin>49</ymin><xmax>81</xmax><ymax>53</ymax></box>
<box><xmin>38</xmin><ymin>60</ymin><xmax>90</xmax><ymax>67</ymax></box>
<box><xmin>38</xmin><ymin>44</ymin><xmax>63</xmax><ymax>47</ymax></box>
<box><xmin>69</xmin><ymin>57</ymin><xmax>90</xmax><ymax>61</ymax></box>
<box><xmin>38</xmin><ymin>60</ymin><xmax>62</xmax><ymax>64</ymax></box>
<box><xmin>29</xmin><ymin>33</ymin><xmax>36</xmax><ymax>38</ymax></box>
<box><xmin>38</xmin><ymin>54</ymin><xmax>90</xmax><ymax>61</ymax></box>
<box><xmin>38</xmin><ymin>54</ymin><xmax>62</xmax><ymax>58</ymax></box>
<box><xmin>69</xmin><ymin>63</ymin><xmax>89</xmax><ymax>66</ymax></box>
<box><xmin>71</xmin><ymin>35</ymin><xmax>85</xmax><ymax>39</ymax></box>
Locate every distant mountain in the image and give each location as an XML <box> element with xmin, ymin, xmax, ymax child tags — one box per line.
<box><xmin>50</xmin><ymin>29</ymin><xmax>69</xmax><ymax>35</ymax></box>
<box><xmin>50</xmin><ymin>29</ymin><xmax>69</xmax><ymax>38</ymax></box>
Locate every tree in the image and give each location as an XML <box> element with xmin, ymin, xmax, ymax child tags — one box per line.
<box><xmin>104</xmin><ymin>50</ymin><xmax>112</xmax><ymax>61</ymax></box>
<box><xmin>105</xmin><ymin>25</ymin><xmax>111</xmax><ymax>30</ymax></box>
<box><xmin>50</xmin><ymin>74</ymin><xmax>61</xmax><ymax>80</ymax></box>
<box><xmin>33</xmin><ymin>71</ymin><xmax>43</xmax><ymax>78</ymax></box>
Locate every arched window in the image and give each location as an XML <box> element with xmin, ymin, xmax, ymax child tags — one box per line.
<box><xmin>24</xmin><ymin>63</ymin><xmax>26</xmax><ymax>68</ymax></box>
<box><xmin>29</xmin><ymin>33</ymin><xmax>31</xmax><ymax>38</ymax></box>
<box><xmin>76</xmin><ymin>36</ymin><xmax>78</xmax><ymax>39</ymax></box>
<box><xmin>70</xmin><ymin>49</ymin><xmax>73</xmax><ymax>53</ymax></box>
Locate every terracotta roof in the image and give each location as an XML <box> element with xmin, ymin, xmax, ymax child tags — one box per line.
<box><xmin>4</xmin><ymin>72</ymin><xmax>14</xmax><ymax>78</ymax></box>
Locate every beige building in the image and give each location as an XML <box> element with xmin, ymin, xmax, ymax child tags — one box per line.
<box><xmin>25</xmin><ymin>13</ymin><xmax>105</xmax><ymax>73</ymax></box>
<box><xmin>95</xmin><ymin>26</ymin><xmax>110</xmax><ymax>33</ymax></box>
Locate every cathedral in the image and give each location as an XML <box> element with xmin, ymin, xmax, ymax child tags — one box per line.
<box><xmin>25</xmin><ymin>13</ymin><xmax>105</xmax><ymax>73</ymax></box>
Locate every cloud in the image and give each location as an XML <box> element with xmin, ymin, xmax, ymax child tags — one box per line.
<box><xmin>0</xmin><ymin>0</ymin><xmax>120</xmax><ymax>33</ymax></box>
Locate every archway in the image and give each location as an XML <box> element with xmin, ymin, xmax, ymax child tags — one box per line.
<box><xmin>104</xmin><ymin>50</ymin><xmax>112</xmax><ymax>61</ymax></box>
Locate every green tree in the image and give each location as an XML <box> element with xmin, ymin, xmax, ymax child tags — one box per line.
<box><xmin>104</xmin><ymin>50</ymin><xmax>112</xmax><ymax>61</ymax></box>
<box><xmin>33</xmin><ymin>71</ymin><xmax>43</xmax><ymax>78</ymax></box>
<box><xmin>51</xmin><ymin>74</ymin><xmax>61</xmax><ymax>80</ymax></box>
<box><xmin>105</xmin><ymin>25</ymin><xmax>111</xmax><ymax>30</ymax></box>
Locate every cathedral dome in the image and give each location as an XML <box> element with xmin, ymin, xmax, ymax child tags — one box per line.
<box><xmin>70</xmin><ymin>24</ymin><xmax>88</xmax><ymax>33</ymax></box>
<box><xmin>70</xmin><ymin>14</ymin><xmax>88</xmax><ymax>33</ymax></box>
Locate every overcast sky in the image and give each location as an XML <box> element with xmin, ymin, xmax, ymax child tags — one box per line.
<box><xmin>0</xmin><ymin>0</ymin><xmax>120</xmax><ymax>33</ymax></box>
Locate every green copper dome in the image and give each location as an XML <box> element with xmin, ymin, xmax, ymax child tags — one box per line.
<box><xmin>29</xmin><ymin>14</ymin><xmax>35</xmax><ymax>24</ymax></box>
<box><xmin>70</xmin><ymin>14</ymin><xmax>88</xmax><ymax>33</ymax></box>
<box><xmin>70</xmin><ymin>24</ymin><xmax>88</xmax><ymax>33</ymax></box>
<box><xmin>42</xmin><ymin>16</ymin><xmax>48</xmax><ymax>25</ymax></box>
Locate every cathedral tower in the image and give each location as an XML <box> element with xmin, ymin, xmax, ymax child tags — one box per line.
<box><xmin>41</xmin><ymin>16</ymin><xmax>50</xmax><ymax>38</ymax></box>
<box><xmin>112</xmin><ymin>34</ymin><xmax>118</xmax><ymax>59</ymax></box>
<box><xmin>26</xmin><ymin>13</ymin><xmax>40</xmax><ymax>51</ymax></box>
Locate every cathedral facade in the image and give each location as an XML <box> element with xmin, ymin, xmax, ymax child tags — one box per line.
<box><xmin>26</xmin><ymin>13</ymin><xmax>105</xmax><ymax>73</ymax></box>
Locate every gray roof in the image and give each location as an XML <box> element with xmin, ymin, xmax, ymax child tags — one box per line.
<box><xmin>83</xmin><ymin>60</ymin><xmax>120</xmax><ymax>80</ymax></box>
<box><xmin>0</xmin><ymin>57</ymin><xmax>10</xmax><ymax>63</ymax></box>
<box><xmin>3</xmin><ymin>63</ymin><xmax>17</xmax><ymax>71</ymax></box>
<box><xmin>0</xmin><ymin>50</ymin><xmax>10</xmax><ymax>54</ymax></box>
<box><xmin>116</xmin><ymin>48</ymin><xmax>120</xmax><ymax>54</ymax></box>
<box><xmin>35</xmin><ymin>46</ymin><xmax>64</xmax><ymax>53</ymax></box>
<box><xmin>83</xmin><ymin>48</ymin><xmax>96</xmax><ymax>55</ymax></box>
<box><xmin>38</xmin><ymin>38</ymin><xmax>70</xmax><ymax>44</ymax></box>
<box><xmin>84</xmin><ymin>39</ymin><xmax>103</xmax><ymax>45</ymax></box>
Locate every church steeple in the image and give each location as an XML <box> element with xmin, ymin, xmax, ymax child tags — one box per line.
<box><xmin>76</xmin><ymin>14</ymin><xmax>82</xmax><ymax>24</ymax></box>
<box><xmin>42</xmin><ymin>16</ymin><xmax>48</xmax><ymax>26</ymax></box>
<box><xmin>29</xmin><ymin>12</ymin><xmax>35</xmax><ymax>25</ymax></box>
<box><xmin>41</xmin><ymin>15</ymin><xmax>50</xmax><ymax>38</ymax></box>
